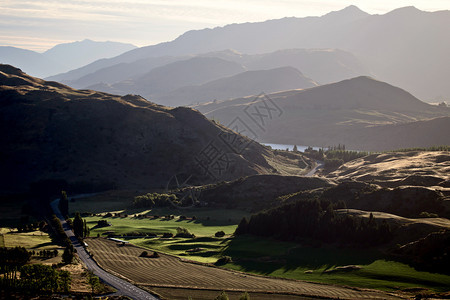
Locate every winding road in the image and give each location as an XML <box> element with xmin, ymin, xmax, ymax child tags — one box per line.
<box><xmin>305</xmin><ymin>160</ymin><xmax>324</xmax><ymax>177</ymax></box>
<box><xmin>51</xmin><ymin>198</ymin><xmax>158</xmax><ymax>300</ymax></box>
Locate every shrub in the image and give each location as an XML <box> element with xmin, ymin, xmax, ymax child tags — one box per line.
<box><xmin>175</xmin><ymin>227</ymin><xmax>195</xmax><ymax>238</ymax></box>
<box><xmin>151</xmin><ymin>251</ymin><xmax>160</xmax><ymax>258</ymax></box>
<box><xmin>239</xmin><ymin>292</ymin><xmax>250</xmax><ymax>300</ymax></box>
<box><xmin>324</xmin><ymin>158</ymin><xmax>344</xmax><ymax>169</ymax></box>
<box><xmin>162</xmin><ymin>232</ymin><xmax>173</xmax><ymax>238</ymax></box>
<box><xmin>215</xmin><ymin>256</ymin><xmax>232</xmax><ymax>265</ymax></box>
<box><xmin>140</xmin><ymin>251</ymin><xmax>148</xmax><ymax>257</ymax></box>
<box><xmin>214</xmin><ymin>291</ymin><xmax>229</xmax><ymax>300</ymax></box>
<box><xmin>419</xmin><ymin>211</ymin><xmax>439</xmax><ymax>218</ymax></box>
<box><xmin>96</xmin><ymin>220</ymin><xmax>110</xmax><ymax>227</ymax></box>
<box><xmin>215</xmin><ymin>231</ymin><xmax>225</xmax><ymax>237</ymax></box>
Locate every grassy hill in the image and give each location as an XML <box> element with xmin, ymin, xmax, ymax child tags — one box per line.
<box><xmin>194</xmin><ymin>77</ymin><xmax>450</xmax><ymax>151</ymax></box>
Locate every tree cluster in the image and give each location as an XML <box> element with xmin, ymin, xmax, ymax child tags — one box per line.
<box><xmin>37</xmin><ymin>249</ymin><xmax>58</xmax><ymax>258</ymax></box>
<box><xmin>72</xmin><ymin>212</ymin><xmax>89</xmax><ymax>239</ymax></box>
<box><xmin>0</xmin><ymin>262</ymin><xmax>71</xmax><ymax>294</ymax></box>
<box><xmin>17</xmin><ymin>220</ymin><xmax>47</xmax><ymax>233</ymax></box>
<box><xmin>96</xmin><ymin>220</ymin><xmax>111</xmax><ymax>227</ymax></box>
<box><xmin>133</xmin><ymin>193</ymin><xmax>177</xmax><ymax>208</ymax></box>
<box><xmin>175</xmin><ymin>227</ymin><xmax>195</xmax><ymax>238</ymax></box>
<box><xmin>0</xmin><ymin>247</ymin><xmax>30</xmax><ymax>280</ymax></box>
<box><xmin>49</xmin><ymin>214</ymin><xmax>71</xmax><ymax>247</ymax></box>
<box><xmin>303</xmin><ymin>146</ymin><xmax>369</xmax><ymax>170</ymax></box>
<box><xmin>235</xmin><ymin>200</ymin><xmax>392</xmax><ymax>246</ymax></box>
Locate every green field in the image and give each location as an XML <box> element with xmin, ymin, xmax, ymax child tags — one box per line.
<box><xmin>0</xmin><ymin>228</ymin><xmax>59</xmax><ymax>250</ymax></box>
<box><xmin>222</xmin><ymin>236</ymin><xmax>450</xmax><ymax>292</ymax></box>
<box><xmin>85</xmin><ymin>208</ymin><xmax>243</xmax><ymax>263</ymax></box>
<box><xmin>85</xmin><ymin>211</ymin><xmax>450</xmax><ymax>293</ymax></box>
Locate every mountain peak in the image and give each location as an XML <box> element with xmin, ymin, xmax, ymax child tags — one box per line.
<box><xmin>386</xmin><ymin>6</ymin><xmax>422</xmax><ymax>16</ymax></box>
<box><xmin>324</xmin><ymin>5</ymin><xmax>369</xmax><ymax>20</ymax></box>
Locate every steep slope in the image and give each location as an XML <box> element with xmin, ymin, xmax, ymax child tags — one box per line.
<box><xmin>0</xmin><ymin>64</ymin><xmax>297</xmax><ymax>194</ymax></box>
<box><xmin>42</xmin><ymin>39</ymin><xmax>137</xmax><ymax>75</ymax></box>
<box><xmin>194</xmin><ymin>77</ymin><xmax>450</xmax><ymax>150</ymax></box>
<box><xmin>53</xmin><ymin>6</ymin><xmax>449</xmax><ymax>100</ymax></box>
<box><xmin>158</xmin><ymin>67</ymin><xmax>318</xmax><ymax>106</ymax></box>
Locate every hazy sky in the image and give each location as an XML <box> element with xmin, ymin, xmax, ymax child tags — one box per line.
<box><xmin>1</xmin><ymin>0</ymin><xmax>449</xmax><ymax>52</ymax></box>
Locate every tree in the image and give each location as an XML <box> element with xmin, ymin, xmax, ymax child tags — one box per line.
<box><xmin>62</xmin><ymin>246</ymin><xmax>74</xmax><ymax>264</ymax></box>
<box><xmin>239</xmin><ymin>292</ymin><xmax>251</xmax><ymax>300</ymax></box>
<box><xmin>235</xmin><ymin>217</ymin><xmax>248</xmax><ymax>235</ymax></box>
<box><xmin>175</xmin><ymin>227</ymin><xmax>195</xmax><ymax>238</ymax></box>
<box><xmin>83</xmin><ymin>219</ymin><xmax>90</xmax><ymax>237</ymax></box>
<box><xmin>293</xmin><ymin>145</ymin><xmax>298</xmax><ymax>152</ymax></box>
<box><xmin>58</xmin><ymin>270</ymin><xmax>71</xmax><ymax>292</ymax></box>
<box><xmin>73</xmin><ymin>212</ymin><xmax>84</xmax><ymax>238</ymax></box>
<box><xmin>88</xmin><ymin>273</ymin><xmax>100</xmax><ymax>294</ymax></box>
<box><xmin>59</xmin><ymin>191</ymin><xmax>69</xmax><ymax>217</ymax></box>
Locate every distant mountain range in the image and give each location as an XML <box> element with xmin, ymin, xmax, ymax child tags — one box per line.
<box><xmin>46</xmin><ymin>6</ymin><xmax>450</xmax><ymax>101</ymax></box>
<box><xmin>0</xmin><ymin>64</ymin><xmax>302</xmax><ymax>194</ymax></box>
<box><xmin>0</xmin><ymin>39</ymin><xmax>136</xmax><ymax>78</ymax></box>
<box><xmin>157</xmin><ymin>67</ymin><xmax>318</xmax><ymax>107</ymax></box>
<box><xmin>194</xmin><ymin>76</ymin><xmax>450</xmax><ymax>151</ymax></box>
<box><xmin>54</xmin><ymin>48</ymin><xmax>365</xmax><ymax>106</ymax></box>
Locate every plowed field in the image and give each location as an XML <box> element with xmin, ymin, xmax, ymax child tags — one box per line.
<box><xmin>87</xmin><ymin>238</ymin><xmax>403</xmax><ymax>299</ymax></box>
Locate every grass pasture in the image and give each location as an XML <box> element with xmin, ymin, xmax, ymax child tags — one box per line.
<box><xmin>85</xmin><ymin>208</ymin><xmax>243</xmax><ymax>236</ymax></box>
<box><xmin>85</xmin><ymin>210</ymin><xmax>241</xmax><ymax>264</ymax></box>
<box><xmin>0</xmin><ymin>227</ymin><xmax>63</xmax><ymax>264</ymax></box>
<box><xmin>84</xmin><ymin>211</ymin><xmax>450</xmax><ymax>294</ymax></box>
<box><xmin>85</xmin><ymin>214</ymin><xmax>450</xmax><ymax>294</ymax></box>
<box><xmin>223</xmin><ymin>236</ymin><xmax>450</xmax><ymax>293</ymax></box>
<box><xmin>87</xmin><ymin>237</ymin><xmax>398</xmax><ymax>300</ymax></box>
<box><xmin>2</xmin><ymin>228</ymin><xmax>55</xmax><ymax>250</ymax></box>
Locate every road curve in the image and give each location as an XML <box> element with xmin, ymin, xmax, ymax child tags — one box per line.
<box><xmin>305</xmin><ymin>160</ymin><xmax>324</xmax><ymax>177</ymax></box>
<box><xmin>51</xmin><ymin>198</ymin><xmax>158</xmax><ymax>300</ymax></box>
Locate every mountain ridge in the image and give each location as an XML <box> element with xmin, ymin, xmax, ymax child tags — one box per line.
<box><xmin>48</xmin><ymin>5</ymin><xmax>448</xmax><ymax>100</ymax></box>
<box><xmin>194</xmin><ymin>76</ymin><xmax>450</xmax><ymax>151</ymax></box>
<box><xmin>0</xmin><ymin>64</ymin><xmax>304</xmax><ymax>193</ymax></box>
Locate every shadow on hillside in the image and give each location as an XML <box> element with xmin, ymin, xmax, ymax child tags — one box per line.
<box><xmin>222</xmin><ymin>235</ymin><xmax>384</xmax><ymax>275</ymax></box>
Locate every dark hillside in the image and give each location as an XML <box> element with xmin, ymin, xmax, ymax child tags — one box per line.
<box><xmin>0</xmin><ymin>64</ymin><xmax>299</xmax><ymax>194</ymax></box>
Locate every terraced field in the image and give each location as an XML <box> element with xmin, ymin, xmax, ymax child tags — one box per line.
<box><xmin>87</xmin><ymin>238</ymin><xmax>404</xmax><ymax>299</ymax></box>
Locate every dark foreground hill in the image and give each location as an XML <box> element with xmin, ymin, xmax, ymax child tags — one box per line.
<box><xmin>0</xmin><ymin>64</ymin><xmax>303</xmax><ymax>194</ymax></box>
<box><xmin>195</xmin><ymin>76</ymin><xmax>450</xmax><ymax>151</ymax></box>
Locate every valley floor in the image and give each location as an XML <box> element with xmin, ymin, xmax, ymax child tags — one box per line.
<box><xmin>87</xmin><ymin>237</ymin><xmax>404</xmax><ymax>300</ymax></box>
